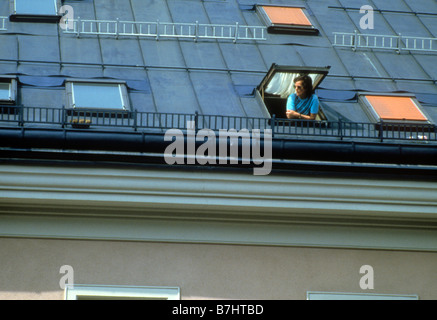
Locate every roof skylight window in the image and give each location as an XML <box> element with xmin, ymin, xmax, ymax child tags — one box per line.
<box><xmin>256</xmin><ymin>5</ymin><xmax>319</xmax><ymax>35</ymax></box>
<box><xmin>358</xmin><ymin>93</ymin><xmax>434</xmax><ymax>131</ymax></box>
<box><xmin>256</xmin><ymin>64</ymin><xmax>330</xmax><ymax>120</ymax></box>
<box><xmin>65</xmin><ymin>80</ymin><xmax>130</xmax><ymax>111</ymax></box>
<box><xmin>0</xmin><ymin>83</ymin><xmax>11</xmax><ymax>101</ymax></box>
<box><xmin>10</xmin><ymin>0</ymin><xmax>60</xmax><ymax>23</ymax></box>
<box><xmin>0</xmin><ymin>77</ymin><xmax>17</xmax><ymax>105</ymax></box>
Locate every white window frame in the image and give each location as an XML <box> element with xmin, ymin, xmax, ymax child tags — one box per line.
<box><xmin>256</xmin><ymin>64</ymin><xmax>330</xmax><ymax>120</ymax></box>
<box><xmin>0</xmin><ymin>77</ymin><xmax>17</xmax><ymax>105</ymax></box>
<box><xmin>307</xmin><ymin>291</ymin><xmax>419</xmax><ymax>300</ymax></box>
<box><xmin>65</xmin><ymin>80</ymin><xmax>130</xmax><ymax>111</ymax></box>
<box><xmin>358</xmin><ymin>92</ymin><xmax>433</xmax><ymax>126</ymax></box>
<box><xmin>10</xmin><ymin>0</ymin><xmax>61</xmax><ymax>23</ymax></box>
<box><xmin>256</xmin><ymin>5</ymin><xmax>318</xmax><ymax>35</ymax></box>
<box><xmin>65</xmin><ymin>284</ymin><xmax>180</xmax><ymax>300</ymax></box>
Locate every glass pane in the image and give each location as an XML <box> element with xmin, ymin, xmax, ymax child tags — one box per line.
<box><xmin>0</xmin><ymin>83</ymin><xmax>11</xmax><ymax>100</ymax></box>
<box><xmin>73</xmin><ymin>83</ymin><xmax>124</xmax><ymax>110</ymax></box>
<box><xmin>262</xmin><ymin>6</ymin><xmax>312</xmax><ymax>26</ymax></box>
<box><xmin>366</xmin><ymin>95</ymin><xmax>427</xmax><ymax>121</ymax></box>
<box><xmin>15</xmin><ymin>0</ymin><xmax>57</xmax><ymax>15</ymax></box>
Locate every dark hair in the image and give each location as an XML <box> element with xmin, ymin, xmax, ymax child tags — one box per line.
<box><xmin>293</xmin><ymin>74</ymin><xmax>313</xmax><ymax>96</ymax></box>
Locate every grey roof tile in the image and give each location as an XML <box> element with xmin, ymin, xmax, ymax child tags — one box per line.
<box><xmin>100</xmin><ymin>38</ymin><xmax>144</xmax><ymax>66</ymax></box>
<box><xmin>168</xmin><ymin>0</ymin><xmax>209</xmax><ymax>24</ymax></box>
<box><xmin>0</xmin><ymin>35</ymin><xmax>18</xmax><ymax>61</ymax></box>
<box><xmin>61</xmin><ymin>65</ymin><xmax>104</xmax><ymax>79</ymax></box>
<box><xmin>60</xmin><ymin>37</ymin><xmax>103</xmax><ymax>65</ymax></box>
<box><xmin>18</xmin><ymin>35</ymin><xmax>60</xmax><ymax>63</ymax></box>
<box><xmin>219</xmin><ymin>43</ymin><xmax>268</xmax><ymax>71</ymax></box>
<box><xmin>0</xmin><ymin>0</ymin><xmax>435</xmax><ymax>124</ymax></box>
<box><xmin>190</xmin><ymin>71</ymin><xmax>246</xmax><ymax>116</ymax></box>
<box><xmin>334</xmin><ymin>49</ymin><xmax>390</xmax><ymax>78</ymax></box>
<box><xmin>131</xmin><ymin>0</ymin><xmax>172</xmax><ymax>21</ymax></box>
<box><xmin>140</xmin><ymin>40</ymin><xmax>185</xmax><ymax>68</ymax></box>
<box><xmin>147</xmin><ymin>69</ymin><xmax>200</xmax><ymax>114</ymax></box>
<box><xmin>383</xmin><ymin>12</ymin><xmax>434</xmax><ymax>37</ymax></box>
<box><xmin>180</xmin><ymin>41</ymin><xmax>226</xmax><ymax>70</ymax></box>
<box><xmin>371</xmin><ymin>0</ymin><xmax>411</xmax><ymax>12</ymax></box>
<box><xmin>374</xmin><ymin>52</ymin><xmax>432</xmax><ymax>80</ymax></box>
<box><xmin>419</xmin><ymin>15</ymin><xmax>437</xmax><ymax>37</ymax></box>
<box><xmin>401</xmin><ymin>0</ymin><xmax>437</xmax><ymax>14</ymax></box>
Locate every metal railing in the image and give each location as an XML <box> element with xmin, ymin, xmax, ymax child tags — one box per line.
<box><xmin>1</xmin><ymin>106</ymin><xmax>436</xmax><ymax>143</ymax></box>
<box><xmin>333</xmin><ymin>31</ymin><xmax>437</xmax><ymax>53</ymax></box>
<box><xmin>63</xmin><ymin>18</ymin><xmax>267</xmax><ymax>42</ymax></box>
<box><xmin>0</xmin><ymin>16</ymin><xmax>7</xmax><ymax>31</ymax></box>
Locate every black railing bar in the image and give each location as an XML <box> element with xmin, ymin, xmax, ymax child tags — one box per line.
<box><xmin>2</xmin><ymin>107</ymin><xmax>437</xmax><ymax>141</ymax></box>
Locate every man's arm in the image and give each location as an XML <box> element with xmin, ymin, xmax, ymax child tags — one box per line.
<box><xmin>286</xmin><ymin>110</ymin><xmax>317</xmax><ymax>120</ymax></box>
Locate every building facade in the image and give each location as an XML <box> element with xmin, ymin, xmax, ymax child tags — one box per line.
<box><xmin>1</xmin><ymin>0</ymin><xmax>437</xmax><ymax>300</ymax></box>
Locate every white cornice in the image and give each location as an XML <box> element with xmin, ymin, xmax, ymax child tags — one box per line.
<box><xmin>0</xmin><ymin>164</ymin><xmax>437</xmax><ymax>226</ymax></box>
<box><xmin>1</xmin><ymin>164</ymin><xmax>437</xmax><ymax>251</ymax></box>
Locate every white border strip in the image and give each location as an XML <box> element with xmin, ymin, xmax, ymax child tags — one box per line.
<box><xmin>65</xmin><ymin>284</ymin><xmax>180</xmax><ymax>300</ymax></box>
<box><xmin>1</xmin><ymin>214</ymin><xmax>437</xmax><ymax>251</ymax></box>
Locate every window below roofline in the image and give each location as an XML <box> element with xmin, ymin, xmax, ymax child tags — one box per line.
<box><xmin>9</xmin><ymin>0</ymin><xmax>61</xmax><ymax>23</ymax></box>
<box><xmin>256</xmin><ymin>4</ymin><xmax>319</xmax><ymax>35</ymax></box>
<box><xmin>307</xmin><ymin>291</ymin><xmax>419</xmax><ymax>300</ymax></box>
<box><xmin>65</xmin><ymin>284</ymin><xmax>180</xmax><ymax>300</ymax></box>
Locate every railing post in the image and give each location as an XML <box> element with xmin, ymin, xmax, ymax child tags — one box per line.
<box><xmin>18</xmin><ymin>104</ymin><xmax>24</xmax><ymax>127</ymax></box>
<box><xmin>397</xmin><ymin>33</ymin><xmax>402</xmax><ymax>54</ymax></box>
<box><xmin>379</xmin><ymin>119</ymin><xmax>384</xmax><ymax>142</ymax></box>
<box><xmin>234</xmin><ymin>22</ymin><xmax>239</xmax><ymax>43</ymax></box>
<box><xmin>194</xmin><ymin>111</ymin><xmax>199</xmax><ymax>134</ymax></box>
<box><xmin>156</xmin><ymin>19</ymin><xmax>160</xmax><ymax>40</ymax></box>
<box><xmin>353</xmin><ymin>30</ymin><xmax>358</xmax><ymax>51</ymax></box>
<box><xmin>133</xmin><ymin>109</ymin><xmax>138</xmax><ymax>131</ymax></box>
<box><xmin>270</xmin><ymin>114</ymin><xmax>276</xmax><ymax>138</ymax></box>
<box><xmin>195</xmin><ymin>21</ymin><xmax>199</xmax><ymax>42</ymax></box>
<box><xmin>61</xmin><ymin>105</ymin><xmax>66</xmax><ymax>128</ymax></box>
<box><xmin>76</xmin><ymin>17</ymin><xmax>81</xmax><ymax>38</ymax></box>
<box><xmin>115</xmin><ymin>18</ymin><xmax>119</xmax><ymax>39</ymax></box>
<box><xmin>338</xmin><ymin>118</ymin><xmax>343</xmax><ymax>140</ymax></box>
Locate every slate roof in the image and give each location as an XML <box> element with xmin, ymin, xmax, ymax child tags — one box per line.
<box><xmin>1</xmin><ymin>0</ymin><xmax>437</xmax><ymax>154</ymax></box>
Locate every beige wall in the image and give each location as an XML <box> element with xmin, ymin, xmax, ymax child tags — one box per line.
<box><xmin>0</xmin><ymin>237</ymin><xmax>436</xmax><ymax>300</ymax></box>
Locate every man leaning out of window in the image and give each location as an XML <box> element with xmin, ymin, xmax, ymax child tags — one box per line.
<box><xmin>286</xmin><ymin>75</ymin><xmax>319</xmax><ymax>120</ymax></box>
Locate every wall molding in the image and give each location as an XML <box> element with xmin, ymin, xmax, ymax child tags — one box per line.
<box><xmin>0</xmin><ymin>164</ymin><xmax>436</xmax><ymax>224</ymax></box>
<box><xmin>1</xmin><ymin>214</ymin><xmax>437</xmax><ymax>251</ymax></box>
<box><xmin>1</xmin><ymin>163</ymin><xmax>437</xmax><ymax>250</ymax></box>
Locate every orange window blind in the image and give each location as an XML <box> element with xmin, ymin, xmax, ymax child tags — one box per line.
<box><xmin>365</xmin><ymin>95</ymin><xmax>427</xmax><ymax>121</ymax></box>
<box><xmin>262</xmin><ymin>6</ymin><xmax>312</xmax><ymax>26</ymax></box>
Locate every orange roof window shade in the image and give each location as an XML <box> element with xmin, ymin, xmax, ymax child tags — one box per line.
<box><xmin>262</xmin><ymin>6</ymin><xmax>312</xmax><ymax>26</ymax></box>
<box><xmin>365</xmin><ymin>95</ymin><xmax>428</xmax><ymax>122</ymax></box>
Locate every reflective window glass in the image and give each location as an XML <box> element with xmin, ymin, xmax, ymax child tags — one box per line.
<box><xmin>15</xmin><ymin>0</ymin><xmax>57</xmax><ymax>15</ymax></box>
<box><xmin>71</xmin><ymin>83</ymin><xmax>127</xmax><ymax>110</ymax></box>
<box><xmin>0</xmin><ymin>83</ymin><xmax>10</xmax><ymax>101</ymax></box>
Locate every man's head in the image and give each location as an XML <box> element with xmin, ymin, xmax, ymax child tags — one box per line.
<box><xmin>293</xmin><ymin>75</ymin><xmax>313</xmax><ymax>99</ymax></box>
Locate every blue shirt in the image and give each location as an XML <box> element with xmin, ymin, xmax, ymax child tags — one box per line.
<box><xmin>286</xmin><ymin>93</ymin><xmax>319</xmax><ymax>115</ymax></box>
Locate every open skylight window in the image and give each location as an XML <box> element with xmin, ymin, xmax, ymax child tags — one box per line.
<box><xmin>256</xmin><ymin>5</ymin><xmax>318</xmax><ymax>35</ymax></box>
<box><xmin>10</xmin><ymin>0</ymin><xmax>61</xmax><ymax>23</ymax></box>
<box><xmin>65</xmin><ymin>80</ymin><xmax>130</xmax><ymax>111</ymax></box>
<box><xmin>358</xmin><ymin>93</ymin><xmax>434</xmax><ymax>132</ymax></box>
<box><xmin>256</xmin><ymin>64</ymin><xmax>330</xmax><ymax>120</ymax></box>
